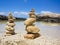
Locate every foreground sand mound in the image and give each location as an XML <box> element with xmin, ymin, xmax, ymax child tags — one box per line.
<box><xmin>0</xmin><ymin>34</ymin><xmax>60</xmax><ymax>45</ymax></box>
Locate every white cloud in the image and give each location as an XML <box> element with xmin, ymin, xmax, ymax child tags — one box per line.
<box><xmin>40</xmin><ymin>11</ymin><xmax>60</xmax><ymax>17</ymax></box>
<box><xmin>13</xmin><ymin>11</ymin><xmax>29</xmax><ymax>18</ymax></box>
<box><xmin>0</xmin><ymin>12</ymin><xmax>6</xmax><ymax>15</ymax></box>
<box><xmin>40</xmin><ymin>11</ymin><xmax>60</xmax><ymax>15</ymax></box>
<box><xmin>0</xmin><ymin>11</ymin><xmax>29</xmax><ymax>18</ymax></box>
<box><xmin>40</xmin><ymin>11</ymin><xmax>53</xmax><ymax>14</ymax></box>
<box><xmin>14</xmin><ymin>11</ymin><xmax>28</xmax><ymax>15</ymax></box>
<box><xmin>0</xmin><ymin>12</ymin><xmax>9</xmax><ymax>16</ymax></box>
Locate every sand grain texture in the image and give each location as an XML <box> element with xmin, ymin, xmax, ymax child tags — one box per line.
<box><xmin>0</xmin><ymin>34</ymin><xmax>60</xmax><ymax>45</ymax></box>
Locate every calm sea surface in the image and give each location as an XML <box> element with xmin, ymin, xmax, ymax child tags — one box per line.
<box><xmin>0</xmin><ymin>20</ymin><xmax>60</xmax><ymax>39</ymax></box>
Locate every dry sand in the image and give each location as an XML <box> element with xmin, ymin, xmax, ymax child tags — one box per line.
<box><xmin>0</xmin><ymin>33</ymin><xmax>60</xmax><ymax>45</ymax></box>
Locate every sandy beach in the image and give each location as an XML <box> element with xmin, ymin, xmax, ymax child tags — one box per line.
<box><xmin>0</xmin><ymin>31</ymin><xmax>60</xmax><ymax>45</ymax></box>
<box><xmin>0</xmin><ymin>21</ymin><xmax>60</xmax><ymax>45</ymax></box>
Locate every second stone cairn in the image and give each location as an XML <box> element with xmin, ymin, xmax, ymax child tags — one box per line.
<box><xmin>5</xmin><ymin>12</ymin><xmax>15</xmax><ymax>36</ymax></box>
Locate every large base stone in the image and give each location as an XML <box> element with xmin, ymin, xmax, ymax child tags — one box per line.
<box><xmin>5</xmin><ymin>31</ymin><xmax>16</xmax><ymax>36</ymax></box>
<box><xmin>24</xmin><ymin>33</ymin><xmax>40</xmax><ymax>39</ymax></box>
<box><xmin>24</xmin><ymin>34</ymin><xmax>34</xmax><ymax>39</ymax></box>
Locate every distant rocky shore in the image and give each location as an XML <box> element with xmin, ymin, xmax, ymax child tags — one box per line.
<box><xmin>36</xmin><ymin>15</ymin><xmax>60</xmax><ymax>23</ymax></box>
<box><xmin>0</xmin><ymin>14</ymin><xmax>60</xmax><ymax>23</ymax></box>
<box><xmin>0</xmin><ymin>15</ymin><xmax>26</xmax><ymax>20</ymax></box>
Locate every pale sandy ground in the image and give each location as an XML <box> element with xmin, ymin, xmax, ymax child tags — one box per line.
<box><xmin>0</xmin><ymin>21</ymin><xmax>60</xmax><ymax>45</ymax></box>
<box><xmin>0</xmin><ymin>32</ymin><xmax>60</xmax><ymax>45</ymax></box>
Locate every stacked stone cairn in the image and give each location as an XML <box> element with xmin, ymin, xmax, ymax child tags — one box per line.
<box><xmin>24</xmin><ymin>9</ymin><xmax>40</xmax><ymax>39</ymax></box>
<box><xmin>5</xmin><ymin>12</ymin><xmax>15</xmax><ymax>36</ymax></box>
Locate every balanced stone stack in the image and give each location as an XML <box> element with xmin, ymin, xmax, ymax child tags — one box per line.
<box><xmin>5</xmin><ymin>12</ymin><xmax>15</xmax><ymax>36</ymax></box>
<box><xmin>24</xmin><ymin>9</ymin><xmax>40</xmax><ymax>39</ymax></box>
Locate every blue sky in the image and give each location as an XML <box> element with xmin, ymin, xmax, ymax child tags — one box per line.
<box><xmin>0</xmin><ymin>0</ymin><xmax>60</xmax><ymax>18</ymax></box>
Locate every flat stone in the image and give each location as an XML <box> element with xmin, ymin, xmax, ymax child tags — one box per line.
<box><xmin>30</xmin><ymin>15</ymin><xmax>36</xmax><ymax>18</ymax></box>
<box><xmin>7</xmin><ymin>22</ymin><xmax>15</xmax><ymax>27</ymax></box>
<box><xmin>5</xmin><ymin>34</ymin><xmax>12</xmax><ymax>36</ymax></box>
<box><xmin>6</xmin><ymin>30</ymin><xmax>14</xmax><ymax>34</ymax></box>
<box><xmin>5</xmin><ymin>26</ymin><xmax>15</xmax><ymax>31</ymax></box>
<box><xmin>24</xmin><ymin>33</ymin><xmax>40</xmax><ymax>39</ymax></box>
<box><xmin>8</xmin><ymin>19</ymin><xmax>14</xmax><ymax>22</ymax></box>
<box><xmin>24</xmin><ymin>18</ymin><xmax>36</xmax><ymax>26</ymax></box>
<box><xmin>24</xmin><ymin>34</ymin><xmax>35</xmax><ymax>39</ymax></box>
<box><xmin>26</xmin><ymin>26</ymin><xmax>40</xmax><ymax>33</ymax></box>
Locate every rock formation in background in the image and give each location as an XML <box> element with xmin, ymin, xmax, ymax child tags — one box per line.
<box><xmin>24</xmin><ymin>9</ymin><xmax>40</xmax><ymax>39</ymax></box>
<box><xmin>5</xmin><ymin>12</ymin><xmax>15</xmax><ymax>36</ymax></box>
